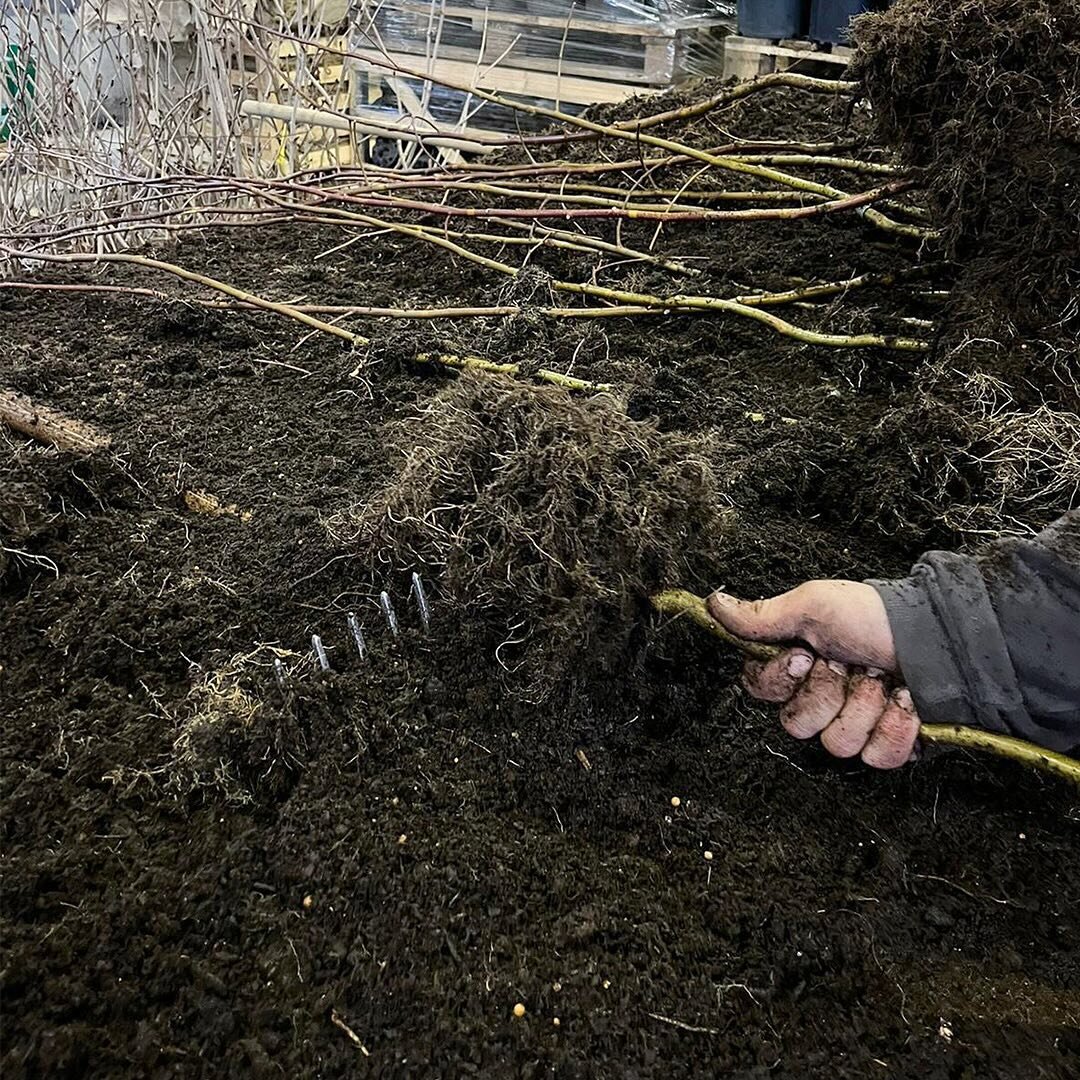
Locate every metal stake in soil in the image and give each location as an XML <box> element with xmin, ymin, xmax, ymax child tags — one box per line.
<box><xmin>380</xmin><ymin>591</ymin><xmax>399</xmax><ymax>638</ymax></box>
<box><xmin>346</xmin><ymin>612</ymin><xmax>367</xmax><ymax>659</ymax></box>
<box><xmin>411</xmin><ymin>572</ymin><xmax>431</xmax><ymax>633</ymax></box>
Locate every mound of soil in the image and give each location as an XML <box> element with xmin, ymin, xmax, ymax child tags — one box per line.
<box><xmin>851</xmin><ymin>0</ymin><xmax>1080</xmax><ymax>328</ymax></box>
<box><xmin>338</xmin><ymin>374</ymin><xmax>725</xmax><ymax>698</ymax></box>
<box><xmin>2</xmin><ymin>84</ymin><xmax>1078</xmax><ymax>1079</ymax></box>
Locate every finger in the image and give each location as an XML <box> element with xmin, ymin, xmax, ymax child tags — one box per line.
<box><xmin>861</xmin><ymin>688</ymin><xmax>921</xmax><ymax>770</ymax></box>
<box><xmin>708</xmin><ymin>583</ymin><xmax>896</xmax><ymax>671</ymax></box>
<box><xmin>820</xmin><ymin>672</ymin><xmax>888</xmax><ymax>758</ymax></box>
<box><xmin>780</xmin><ymin>659</ymin><xmax>849</xmax><ymax>740</ymax></box>
<box><xmin>742</xmin><ymin>648</ymin><xmax>814</xmax><ymax>703</ymax></box>
<box><xmin>707</xmin><ymin>589</ymin><xmax>809</xmax><ymax>643</ymax></box>
<box><xmin>799</xmin><ymin>586</ymin><xmax>896</xmax><ymax>672</ymax></box>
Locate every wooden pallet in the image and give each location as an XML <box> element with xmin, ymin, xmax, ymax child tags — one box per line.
<box><xmin>360</xmin><ymin>1</ymin><xmax>731</xmax><ymax>91</ymax></box>
<box><xmin>723</xmin><ymin>35</ymin><xmax>852</xmax><ymax>82</ymax></box>
<box><xmin>350</xmin><ymin>48</ymin><xmax>666</xmax><ymax>108</ymax></box>
<box><xmin>220</xmin><ymin>13</ymin><xmax>736</xmax><ymax>172</ymax></box>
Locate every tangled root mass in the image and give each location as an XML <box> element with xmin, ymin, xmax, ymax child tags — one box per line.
<box><xmin>852</xmin><ymin>0</ymin><xmax>1080</xmax><ymax>328</ymax></box>
<box><xmin>340</xmin><ymin>374</ymin><xmax>726</xmax><ymax>691</ymax></box>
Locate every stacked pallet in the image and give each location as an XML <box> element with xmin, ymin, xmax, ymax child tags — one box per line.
<box><xmin>347</xmin><ymin>0</ymin><xmax>734</xmax><ymax>166</ymax></box>
<box><xmin>722</xmin><ymin>35</ymin><xmax>852</xmax><ymax>81</ymax></box>
<box><xmin>356</xmin><ymin>0</ymin><xmax>732</xmax><ymax>105</ymax></box>
<box><xmin>228</xmin><ymin>1</ymin><xmax>737</xmax><ymax>171</ymax></box>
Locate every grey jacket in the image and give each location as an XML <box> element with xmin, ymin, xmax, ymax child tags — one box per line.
<box><xmin>870</xmin><ymin>511</ymin><xmax>1080</xmax><ymax>754</ymax></box>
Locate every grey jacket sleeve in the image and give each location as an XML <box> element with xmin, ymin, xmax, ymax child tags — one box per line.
<box><xmin>868</xmin><ymin>511</ymin><xmax>1080</xmax><ymax>754</ymax></box>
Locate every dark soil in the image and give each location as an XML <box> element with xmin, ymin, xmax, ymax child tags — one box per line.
<box><xmin>3</xmin><ymin>85</ymin><xmax>1079</xmax><ymax>1079</ymax></box>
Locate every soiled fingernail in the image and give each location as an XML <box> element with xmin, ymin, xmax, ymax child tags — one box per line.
<box><xmin>826</xmin><ymin>660</ymin><xmax>848</xmax><ymax>676</ymax></box>
<box><xmin>895</xmin><ymin>687</ymin><xmax>914</xmax><ymax>710</ymax></box>
<box><xmin>865</xmin><ymin>667</ymin><xmax>884</xmax><ymax>678</ymax></box>
<box><xmin>707</xmin><ymin>590</ymin><xmax>733</xmax><ymax>614</ymax></box>
<box><xmin>786</xmin><ymin>652</ymin><xmax>813</xmax><ymax>678</ymax></box>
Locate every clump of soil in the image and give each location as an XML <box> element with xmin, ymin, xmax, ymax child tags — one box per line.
<box><xmin>851</xmin><ymin>0</ymin><xmax>1080</xmax><ymax>327</ymax></box>
<box><xmin>171</xmin><ymin>648</ymin><xmax>305</xmax><ymax>804</ymax></box>
<box><xmin>335</xmin><ymin>373</ymin><xmax>725</xmax><ymax>694</ymax></box>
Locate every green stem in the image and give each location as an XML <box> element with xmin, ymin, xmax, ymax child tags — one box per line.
<box><xmin>650</xmin><ymin>589</ymin><xmax>780</xmax><ymax>661</ymax></box>
<box><xmin>917</xmin><ymin>726</ymin><xmax>1080</xmax><ymax>785</ymax></box>
<box><xmin>414</xmin><ymin>352</ymin><xmax>611</xmax><ymax>393</ymax></box>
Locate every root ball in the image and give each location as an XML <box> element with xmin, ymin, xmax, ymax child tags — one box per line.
<box><xmin>852</xmin><ymin>0</ymin><xmax>1080</xmax><ymax>327</ymax></box>
<box><xmin>338</xmin><ymin>374</ymin><xmax>726</xmax><ymax>693</ymax></box>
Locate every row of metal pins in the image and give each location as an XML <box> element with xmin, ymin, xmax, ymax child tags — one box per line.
<box><xmin>282</xmin><ymin>575</ymin><xmax>432</xmax><ymax>687</ymax></box>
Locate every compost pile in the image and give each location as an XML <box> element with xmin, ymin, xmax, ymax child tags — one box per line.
<box><xmin>3</xmin><ymin>61</ymin><xmax>1080</xmax><ymax>1080</ymax></box>
<box><xmin>852</xmin><ymin>0</ymin><xmax>1080</xmax><ymax>328</ymax></box>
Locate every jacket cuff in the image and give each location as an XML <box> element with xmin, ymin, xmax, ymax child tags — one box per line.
<box><xmin>867</xmin><ymin>577</ymin><xmax>976</xmax><ymax>728</ymax></box>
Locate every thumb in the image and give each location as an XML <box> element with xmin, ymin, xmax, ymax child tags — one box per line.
<box><xmin>706</xmin><ymin>591</ymin><xmax>804</xmax><ymax>644</ymax></box>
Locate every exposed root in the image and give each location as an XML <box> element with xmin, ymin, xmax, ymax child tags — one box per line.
<box><xmin>171</xmin><ymin>647</ymin><xmax>304</xmax><ymax>803</ymax></box>
<box><xmin>332</xmin><ymin>373</ymin><xmax>729</xmax><ymax>695</ymax></box>
<box><xmin>953</xmin><ymin>396</ymin><xmax>1080</xmax><ymax>534</ymax></box>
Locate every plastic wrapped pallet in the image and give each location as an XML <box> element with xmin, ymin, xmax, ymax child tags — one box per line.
<box><xmin>350</xmin><ymin>0</ymin><xmax>736</xmax><ymax>149</ymax></box>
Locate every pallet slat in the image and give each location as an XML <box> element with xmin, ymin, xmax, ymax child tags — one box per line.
<box><xmin>355</xmin><ymin>37</ymin><xmax>663</xmax><ymax>86</ymax></box>
<box><xmin>349</xmin><ymin>46</ymin><xmax>661</xmax><ymax>106</ymax></box>
<box><xmin>360</xmin><ymin>4</ymin><xmax>730</xmax><ymax>86</ymax></box>
<box><xmin>370</xmin><ymin>1</ymin><xmax>694</xmax><ymax>38</ymax></box>
<box><xmin>723</xmin><ymin>35</ymin><xmax>851</xmax><ymax>80</ymax></box>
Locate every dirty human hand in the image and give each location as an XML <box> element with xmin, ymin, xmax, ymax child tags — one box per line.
<box><xmin>706</xmin><ymin>582</ymin><xmax>920</xmax><ymax>769</ymax></box>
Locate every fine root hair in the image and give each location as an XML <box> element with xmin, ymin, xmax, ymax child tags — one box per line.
<box><xmin>171</xmin><ymin>647</ymin><xmax>304</xmax><ymax>803</ymax></box>
<box><xmin>951</xmin><ymin>379</ymin><xmax>1080</xmax><ymax>533</ymax></box>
